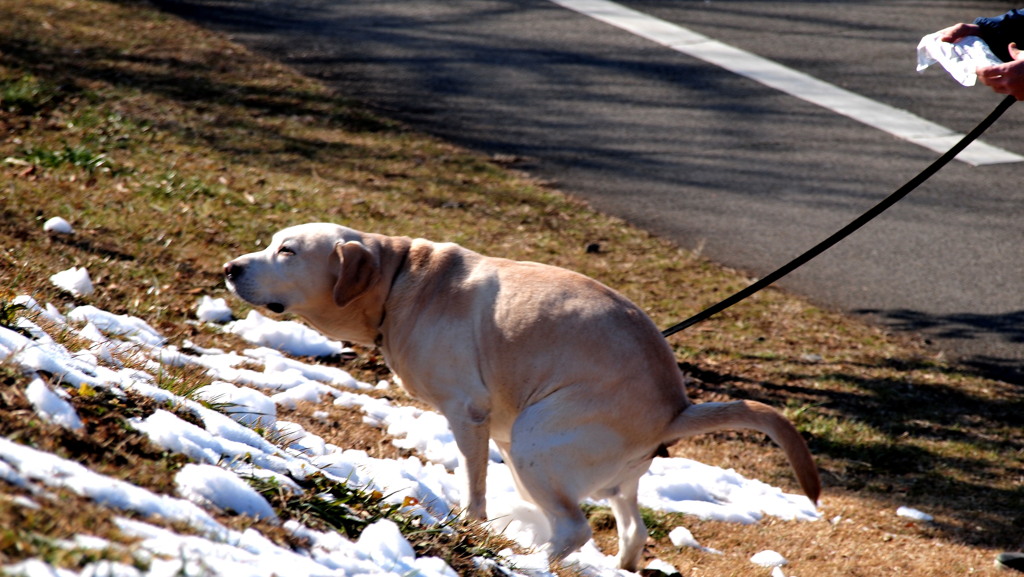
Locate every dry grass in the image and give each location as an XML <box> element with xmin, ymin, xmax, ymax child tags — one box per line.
<box><xmin>0</xmin><ymin>0</ymin><xmax>1022</xmax><ymax>575</ymax></box>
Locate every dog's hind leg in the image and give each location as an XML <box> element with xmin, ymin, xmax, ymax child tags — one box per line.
<box><xmin>507</xmin><ymin>451</ymin><xmax>592</xmax><ymax>566</ymax></box>
<box><xmin>506</xmin><ymin>400</ymin><xmax>622</xmax><ymax>567</ymax></box>
<box><xmin>545</xmin><ymin>504</ymin><xmax>592</xmax><ymax>566</ymax></box>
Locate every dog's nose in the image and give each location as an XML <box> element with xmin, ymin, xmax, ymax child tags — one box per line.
<box><xmin>224</xmin><ymin>261</ymin><xmax>243</xmax><ymax>281</ymax></box>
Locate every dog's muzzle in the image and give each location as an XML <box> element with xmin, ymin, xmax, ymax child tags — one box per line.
<box><xmin>223</xmin><ymin>261</ymin><xmax>286</xmax><ymax>314</ymax></box>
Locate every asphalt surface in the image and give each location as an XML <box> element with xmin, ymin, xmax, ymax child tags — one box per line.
<box><xmin>156</xmin><ymin>0</ymin><xmax>1024</xmax><ymax>383</ymax></box>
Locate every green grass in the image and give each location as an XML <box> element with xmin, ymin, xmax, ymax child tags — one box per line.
<box><xmin>14</xmin><ymin>144</ymin><xmax>114</xmax><ymax>174</ymax></box>
<box><xmin>0</xmin><ymin>299</ymin><xmax>32</xmax><ymax>338</ymax></box>
<box><xmin>0</xmin><ymin>74</ymin><xmax>61</xmax><ymax>114</ymax></box>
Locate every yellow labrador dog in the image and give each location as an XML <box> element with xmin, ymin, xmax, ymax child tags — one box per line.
<box><xmin>224</xmin><ymin>222</ymin><xmax>820</xmax><ymax>570</ymax></box>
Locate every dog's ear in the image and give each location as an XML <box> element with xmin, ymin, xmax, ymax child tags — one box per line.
<box><xmin>333</xmin><ymin>241</ymin><xmax>381</xmax><ymax>308</ymax></box>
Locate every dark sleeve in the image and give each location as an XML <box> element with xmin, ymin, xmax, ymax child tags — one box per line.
<box><xmin>974</xmin><ymin>9</ymin><xmax>1024</xmax><ymax>61</ymax></box>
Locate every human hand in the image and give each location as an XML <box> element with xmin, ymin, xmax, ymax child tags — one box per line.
<box><xmin>938</xmin><ymin>23</ymin><xmax>982</xmax><ymax>43</ymax></box>
<box><xmin>976</xmin><ymin>43</ymin><xmax>1024</xmax><ymax>100</ymax></box>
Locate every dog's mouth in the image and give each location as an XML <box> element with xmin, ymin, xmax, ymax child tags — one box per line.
<box><xmin>223</xmin><ymin>278</ymin><xmax>286</xmax><ymax>314</ymax></box>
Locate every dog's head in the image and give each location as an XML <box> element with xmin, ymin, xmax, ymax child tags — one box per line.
<box><xmin>224</xmin><ymin>222</ymin><xmax>406</xmax><ymax>344</ymax></box>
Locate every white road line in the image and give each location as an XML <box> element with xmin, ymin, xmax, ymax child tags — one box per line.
<box><xmin>550</xmin><ymin>0</ymin><xmax>1023</xmax><ymax>166</ymax></box>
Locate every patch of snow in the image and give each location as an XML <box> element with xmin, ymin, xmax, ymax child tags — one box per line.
<box><xmin>639</xmin><ymin>455</ymin><xmax>820</xmax><ymax>523</ymax></box>
<box><xmin>197</xmin><ymin>295</ymin><xmax>234</xmax><ymax>323</ymax></box>
<box><xmin>668</xmin><ymin>525</ymin><xmax>721</xmax><ymax>554</ymax></box>
<box><xmin>645</xmin><ymin>558</ymin><xmax>681</xmax><ymax>575</ymax></box>
<box><xmin>49</xmin><ymin>266</ymin><xmax>93</xmax><ymax>297</ymax></box>
<box><xmin>25</xmin><ymin>376</ymin><xmax>83</xmax><ymax>430</ymax></box>
<box><xmin>224</xmin><ymin>310</ymin><xmax>345</xmax><ymax>357</ymax></box>
<box><xmin>0</xmin><ymin>436</ymin><xmax>229</xmax><ymax>539</ymax></box>
<box><xmin>68</xmin><ymin>305</ymin><xmax>165</xmax><ymax>346</ymax></box>
<box><xmin>750</xmin><ymin>549</ymin><xmax>788</xmax><ymax>568</ymax></box>
<box><xmin>3</xmin><ymin>559</ymin><xmax>80</xmax><ymax>577</ymax></box>
<box><xmin>896</xmin><ymin>506</ymin><xmax>934</xmax><ymax>522</ymax></box>
<box><xmin>175</xmin><ymin>463</ymin><xmax>277</xmax><ymax>521</ymax></box>
<box><xmin>194</xmin><ymin>380</ymin><xmax>277</xmax><ymax>429</ymax></box>
<box><xmin>43</xmin><ymin>216</ymin><xmax>74</xmax><ymax>234</ymax></box>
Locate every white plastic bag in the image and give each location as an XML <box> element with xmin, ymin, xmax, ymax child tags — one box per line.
<box><xmin>917</xmin><ymin>32</ymin><xmax>1003</xmax><ymax>86</ymax></box>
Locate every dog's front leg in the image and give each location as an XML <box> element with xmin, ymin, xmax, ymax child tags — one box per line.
<box><xmin>443</xmin><ymin>398</ymin><xmax>492</xmax><ymax>520</ymax></box>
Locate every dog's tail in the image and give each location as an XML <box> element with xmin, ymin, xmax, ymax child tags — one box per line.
<box><xmin>665</xmin><ymin>400</ymin><xmax>820</xmax><ymax>504</ymax></box>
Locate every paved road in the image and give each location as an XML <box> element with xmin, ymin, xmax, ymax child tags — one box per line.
<box><xmin>158</xmin><ymin>0</ymin><xmax>1024</xmax><ymax>382</ymax></box>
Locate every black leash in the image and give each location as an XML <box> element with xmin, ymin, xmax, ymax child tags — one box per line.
<box><xmin>662</xmin><ymin>95</ymin><xmax>1017</xmax><ymax>339</ymax></box>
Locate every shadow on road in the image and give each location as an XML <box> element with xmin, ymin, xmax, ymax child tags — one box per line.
<box><xmin>858</xmin><ymin>308</ymin><xmax>1024</xmax><ymax>384</ymax></box>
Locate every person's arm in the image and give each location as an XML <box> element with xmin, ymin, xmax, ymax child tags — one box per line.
<box><xmin>972</xmin><ymin>9</ymin><xmax>1024</xmax><ymax>61</ymax></box>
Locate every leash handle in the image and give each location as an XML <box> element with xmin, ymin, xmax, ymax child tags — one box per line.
<box><xmin>662</xmin><ymin>95</ymin><xmax>1017</xmax><ymax>339</ymax></box>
